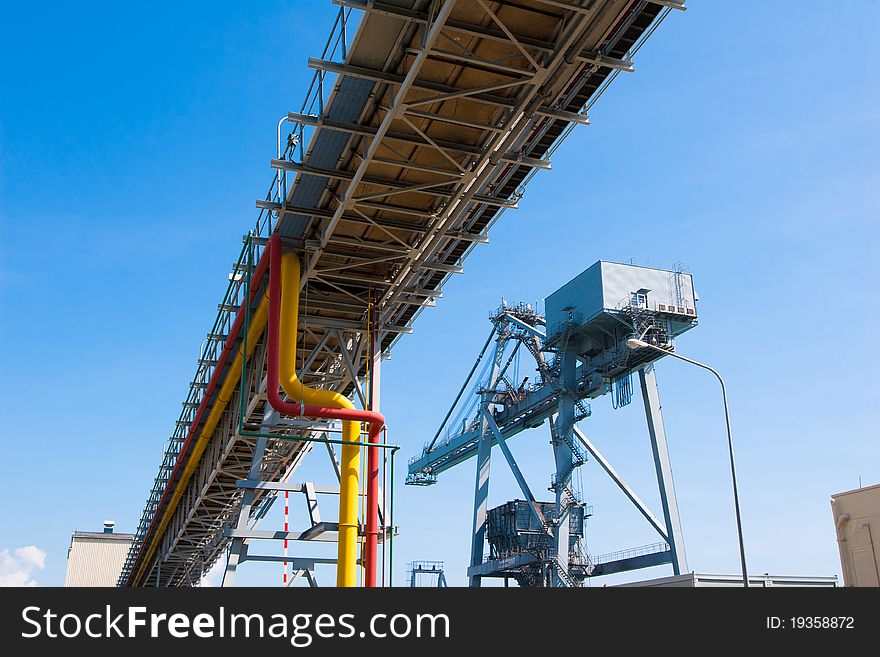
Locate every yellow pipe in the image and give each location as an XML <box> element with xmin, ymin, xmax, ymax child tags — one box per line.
<box><xmin>278</xmin><ymin>252</ymin><xmax>361</xmax><ymax>587</ymax></box>
<box><xmin>131</xmin><ymin>293</ymin><xmax>269</xmax><ymax>586</ymax></box>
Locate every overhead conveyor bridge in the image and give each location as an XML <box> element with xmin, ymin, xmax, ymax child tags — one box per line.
<box><xmin>120</xmin><ymin>0</ymin><xmax>684</xmax><ymax>587</ymax></box>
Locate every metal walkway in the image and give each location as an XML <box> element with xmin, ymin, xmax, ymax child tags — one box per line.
<box><xmin>120</xmin><ymin>0</ymin><xmax>684</xmax><ymax>587</ymax></box>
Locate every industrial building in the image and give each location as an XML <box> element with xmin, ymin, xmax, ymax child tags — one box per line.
<box><xmin>615</xmin><ymin>574</ymin><xmax>839</xmax><ymax>588</ymax></box>
<box><xmin>64</xmin><ymin>522</ymin><xmax>133</xmax><ymax>587</ymax></box>
<box><xmin>831</xmin><ymin>483</ymin><xmax>880</xmax><ymax>587</ymax></box>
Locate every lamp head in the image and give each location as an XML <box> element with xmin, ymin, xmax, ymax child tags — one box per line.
<box><xmin>626</xmin><ymin>338</ymin><xmax>651</xmax><ymax>350</ymax></box>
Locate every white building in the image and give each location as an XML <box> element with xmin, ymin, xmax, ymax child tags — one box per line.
<box><xmin>64</xmin><ymin>521</ymin><xmax>133</xmax><ymax>587</ymax></box>
<box><xmin>831</xmin><ymin>483</ymin><xmax>880</xmax><ymax>587</ymax></box>
<box><xmin>615</xmin><ymin>573</ymin><xmax>838</xmax><ymax>587</ymax></box>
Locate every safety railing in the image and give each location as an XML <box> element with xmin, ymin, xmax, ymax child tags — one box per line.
<box><xmin>120</xmin><ymin>235</ymin><xmax>259</xmax><ymax>584</ymax></box>
<box><xmin>593</xmin><ymin>541</ymin><xmax>670</xmax><ymax>565</ymax></box>
<box><xmin>268</xmin><ymin>6</ymin><xmax>356</xmax><ymax>222</ymax></box>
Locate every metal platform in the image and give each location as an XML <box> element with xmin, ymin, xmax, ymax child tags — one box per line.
<box><xmin>120</xmin><ymin>0</ymin><xmax>684</xmax><ymax>587</ymax></box>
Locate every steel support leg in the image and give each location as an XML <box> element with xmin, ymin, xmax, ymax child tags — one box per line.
<box><xmin>370</xmin><ymin>345</ymin><xmax>381</xmax><ymax>412</ymax></box>
<box><xmin>483</xmin><ymin>410</ymin><xmax>547</xmax><ymax>532</ymax></box>
<box><xmin>468</xmin><ymin>398</ymin><xmax>494</xmax><ymax>587</ymax></box>
<box><xmin>287</xmin><ymin>569</ymin><xmax>304</xmax><ymax>587</ymax></box>
<box><xmin>552</xmin><ymin>346</ymin><xmax>578</xmax><ymax>586</ymax></box>
<box><xmin>323</xmin><ymin>431</ymin><xmax>342</xmax><ymax>482</ymax></box>
<box><xmin>639</xmin><ymin>364</ymin><xmax>688</xmax><ymax>575</ymax></box>
<box><xmin>304</xmin><ymin>482</ymin><xmax>321</xmax><ymax>525</ymax></box>
<box><xmin>223</xmin><ymin>410</ymin><xmax>274</xmax><ymax>587</ymax></box>
<box><xmin>468</xmin><ymin>335</ymin><xmax>504</xmax><ymax>587</ymax></box>
<box><xmin>369</xmin><ymin>346</ymin><xmax>383</xmax><ymax>582</ymax></box>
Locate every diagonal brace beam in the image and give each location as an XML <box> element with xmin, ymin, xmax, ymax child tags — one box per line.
<box><xmin>573</xmin><ymin>425</ymin><xmax>669</xmax><ymax>542</ymax></box>
<box><xmin>300</xmin><ymin>0</ymin><xmax>460</xmax><ymax>287</ymax></box>
<box><xmin>482</xmin><ymin>408</ymin><xmax>552</xmax><ymax>537</ymax></box>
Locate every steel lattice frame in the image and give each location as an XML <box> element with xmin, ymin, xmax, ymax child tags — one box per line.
<box><xmin>121</xmin><ymin>0</ymin><xmax>683</xmax><ymax>587</ymax></box>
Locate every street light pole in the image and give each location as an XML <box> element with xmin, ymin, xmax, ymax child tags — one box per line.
<box><xmin>626</xmin><ymin>338</ymin><xmax>750</xmax><ymax>588</ymax></box>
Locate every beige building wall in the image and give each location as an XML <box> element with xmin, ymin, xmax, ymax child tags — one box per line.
<box><xmin>831</xmin><ymin>483</ymin><xmax>880</xmax><ymax>587</ymax></box>
<box><xmin>64</xmin><ymin>527</ymin><xmax>133</xmax><ymax>587</ymax></box>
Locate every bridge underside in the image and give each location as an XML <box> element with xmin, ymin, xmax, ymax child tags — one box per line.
<box><xmin>121</xmin><ymin>0</ymin><xmax>678</xmax><ymax>586</ymax></box>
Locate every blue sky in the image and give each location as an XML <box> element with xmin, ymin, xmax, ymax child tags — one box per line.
<box><xmin>1</xmin><ymin>1</ymin><xmax>878</xmax><ymax>587</ymax></box>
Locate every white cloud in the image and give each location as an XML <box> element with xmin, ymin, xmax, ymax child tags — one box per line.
<box><xmin>0</xmin><ymin>546</ymin><xmax>47</xmax><ymax>587</ymax></box>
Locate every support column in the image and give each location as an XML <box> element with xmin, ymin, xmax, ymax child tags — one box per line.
<box><xmin>468</xmin><ymin>392</ymin><xmax>494</xmax><ymax>587</ymax></box>
<box><xmin>368</xmin><ymin>341</ymin><xmax>382</xmax><ymax>586</ymax></box>
<box><xmin>468</xmin><ymin>331</ymin><xmax>504</xmax><ymax>587</ymax></box>
<box><xmin>552</xmin><ymin>345</ymin><xmax>578</xmax><ymax>586</ymax></box>
<box><xmin>369</xmin><ymin>347</ymin><xmax>381</xmax><ymax>412</ymax></box>
<box><xmin>369</xmin><ymin>348</ymin><xmax>382</xmax><ymax>527</ymax></box>
<box><xmin>639</xmin><ymin>364</ymin><xmax>688</xmax><ymax>575</ymax></box>
<box><xmin>223</xmin><ymin>408</ymin><xmax>274</xmax><ymax>587</ymax></box>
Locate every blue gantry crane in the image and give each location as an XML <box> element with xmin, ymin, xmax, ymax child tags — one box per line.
<box><xmin>408</xmin><ymin>260</ymin><xmax>699</xmax><ymax>586</ymax></box>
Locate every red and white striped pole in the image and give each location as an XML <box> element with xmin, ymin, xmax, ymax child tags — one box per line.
<box><xmin>283</xmin><ymin>490</ymin><xmax>289</xmax><ymax>585</ymax></box>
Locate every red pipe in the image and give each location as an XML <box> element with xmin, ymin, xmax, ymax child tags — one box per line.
<box><xmin>265</xmin><ymin>234</ymin><xmax>384</xmax><ymax>587</ymax></box>
<box><xmin>367</xmin><ymin>289</ymin><xmax>380</xmax><ymax>588</ymax></box>
<box><xmin>364</xmin><ymin>438</ymin><xmax>380</xmax><ymax>586</ymax></box>
<box><xmin>129</xmin><ymin>234</ymin><xmax>385</xmax><ymax>587</ymax></box>
<box><xmin>126</xmin><ymin>243</ymin><xmax>272</xmax><ymax>585</ymax></box>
